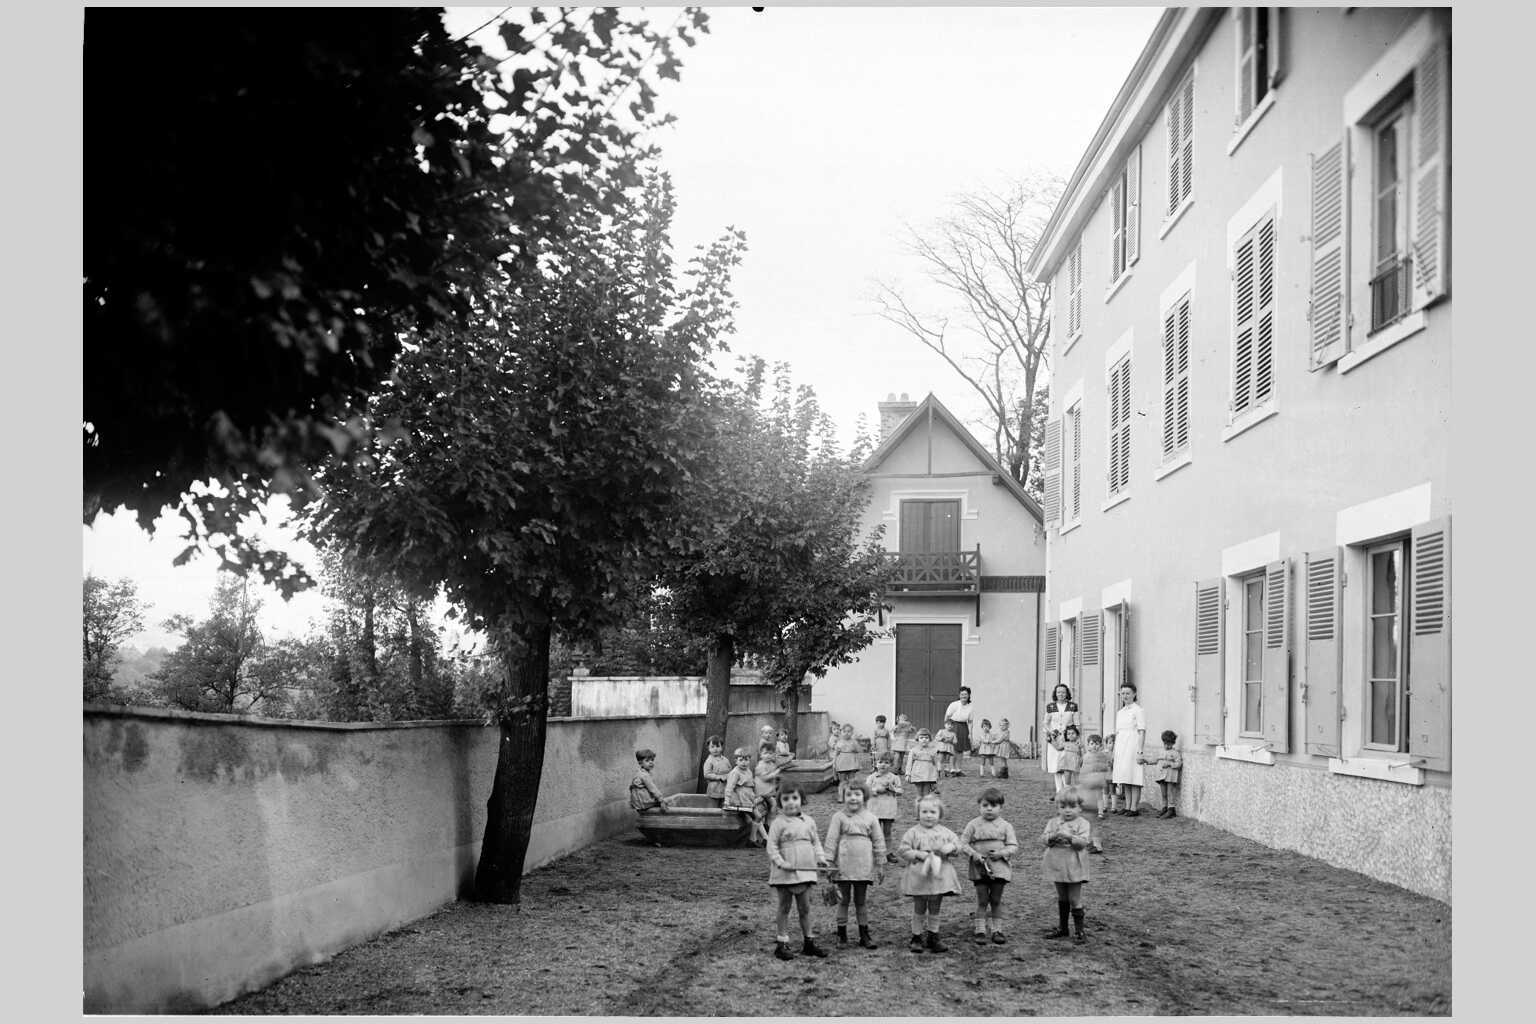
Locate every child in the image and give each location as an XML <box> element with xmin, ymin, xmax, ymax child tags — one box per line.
<box><xmin>824</xmin><ymin>783</ymin><xmax>887</xmax><ymax>949</ymax></box>
<box><xmin>757</xmin><ymin>723</ymin><xmax>778</xmax><ymax>763</ymax></box>
<box><xmin>1104</xmin><ymin>734</ymin><xmax>1120</xmax><ymax>813</ymax></box>
<box><xmin>975</xmin><ymin>719</ymin><xmax>997</xmax><ymax>777</ymax></box>
<box><xmin>865</xmin><ymin>755</ymin><xmax>904</xmax><ymax>862</ymax></box>
<box><xmin>629</xmin><ymin>749</ymin><xmax>673</xmax><ymax>814</ymax></box>
<box><xmin>754</xmin><ymin>749</ymin><xmax>785</xmax><ymax>833</ymax></box>
<box><xmin>833</xmin><ymin>722</ymin><xmax>862</xmax><ymax>801</ymax></box>
<box><xmin>722</xmin><ymin>747</ymin><xmax>765</xmax><ymax>844</ymax></box>
<box><xmin>905</xmin><ymin>728</ymin><xmax>940</xmax><ymax>805</ymax></box>
<box><xmin>871</xmin><ymin>714</ymin><xmax>891</xmax><ymax>764</ymax></box>
<box><xmin>1042</xmin><ymin>788</ymin><xmax>1093</xmax><ymax>944</ymax></box>
<box><xmin>959</xmin><ymin>787</ymin><xmax>1020</xmax><ymax>944</ymax></box>
<box><xmin>1056</xmin><ymin>724</ymin><xmax>1084</xmax><ymax>788</ymax></box>
<box><xmin>701</xmin><ymin>735</ymin><xmax>732</xmax><ymax>803</ymax></box>
<box><xmin>995</xmin><ymin>718</ymin><xmax>1013</xmax><ymax>779</ymax></box>
<box><xmin>1150</xmin><ymin>730</ymin><xmax>1183</xmax><ymax>818</ymax></box>
<box><xmin>776</xmin><ymin>728</ymin><xmax>793</xmax><ymax>759</ymax></box>
<box><xmin>1078</xmin><ymin>734</ymin><xmax>1112</xmax><ymax>852</ymax></box>
<box><xmin>898</xmin><ymin>795</ymin><xmax>962</xmax><ymax>953</ymax></box>
<box><xmin>935</xmin><ymin>720</ymin><xmax>958</xmax><ymax>776</ymax></box>
<box><xmin>765</xmin><ymin>785</ymin><xmax>832</xmax><ymax>960</ymax></box>
<box><xmin>891</xmin><ymin>713</ymin><xmax>916</xmax><ymax>775</ymax></box>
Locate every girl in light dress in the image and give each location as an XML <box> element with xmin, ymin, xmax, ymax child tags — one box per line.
<box><xmin>775</xmin><ymin>728</ymin><xmax>792</xmax><ymax>759</ymax></box>
<box><xmin>898</xmin><ymin>794</ymin><xmax>962</xmax><ymax>953</ymax></box>
<box><xmin>1054</xmin><ymin>724</ymin><xmax>1085</xmax><ymax>788</ymax></box>
<box><xmin>905</xmin><ymin>728</ymin><xmax>941</xmax><ymax>805</ymax></box>
<box><xmin>832</xmin><ymin>722</ymin><xmax>862</xmax><ymax>802</ymax></box>
<box><xmin>701</xmin><ymin>735</ymin><xmax>732</xmax><ymax>802</ymax></box>
<box><xmin>870</xmin><ymin>714</ymin><xmax>891</xmax><ymax>763</ymax></box>
<box><xmin>935</xmin><ymin>720</ymin><xmax>958</xmax><ymax>776</ymax></box>
<box><xmin>824</xmin><ymin>783</ymin><xmax>887</xmax><ymax>949</ymax></box>
<box><xmin>865</xmin><ymin>755</ymin><xmax>904</xmax><ymax>861</ymax></box>
<box><xmin>890</xmin><ymin>713</ymin><xmax>916</xmax><ymax>774</ymax></box>
<box><xmin>959</xmin><ymin>787</ymin><xmax>1020</xmax><ymax>944</ymax></box>
<box><xmin>975</xmin><ymin>719</ymin><xmax>998</xmax><ymax>777</ymax></box>
<box><xmin>1148</xmin><ymin>729</ymin><xmax>1183</xmax><ymax>818</ymax></box>
<box><xmin>722</xmin><ymin>747</ymin><xmax>765</xmax><ymax>844</ymax></box>
<box><xmin>995</xmin><ymin>718</ymin><xmax>1014</xmax><ymax>778</ymax></box>
<box><xmin>1041</xmin><ymin>788</ymin><xmax>1093</xmax><ymax>944</ymax></box>
<box><xmin>765</xmin><ymin>785</ymin><xmax>831</xmax><ymax>960</ymax></box>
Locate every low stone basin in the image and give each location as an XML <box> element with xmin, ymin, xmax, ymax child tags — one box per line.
<box><xmin>636</xmin><ymin>793</ymin><xmax>752</xmax><ymax>846</ymax></box>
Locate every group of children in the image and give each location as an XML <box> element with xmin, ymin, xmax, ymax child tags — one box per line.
<box><xmin>858</xmin><ymin>713</ymin><xmax>1020</xmax><ymax>786</ymax></box>
<box><xmin>1048</xmin><ymin>727</ymin><xmax>1184</xmax><ymax>822</ymax></box>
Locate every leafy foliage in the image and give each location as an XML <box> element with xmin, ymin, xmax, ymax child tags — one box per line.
<box><xmin>84</xmin><ymin>7</ymin><xmax>710</xmax><ymax>593</ymax></box>
<box><xmin>147</xmin><ymin>574</ymin><xmax>292</xmax><ymax>714</ymax></box>
<box><xmin>83</xmin><ymin>575</ymin><xmax>148</xmax><ymax>701</ymax></box>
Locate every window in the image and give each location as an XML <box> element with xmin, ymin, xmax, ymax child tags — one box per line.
<box><xmin>1161</xmin><ymin>295</ymin><xmax>1191</xmax><ymax>458</ymax></box>
<box><xmin>899</xmin><ymin>500</ymin><xmax>960</xmax><ymax>554</ymax></box>
<box><xmin>1066</xmin><ymin>240</ymin><xmax>1084</xmax><ymax>338</ymax></box>
<box><xmin>1166</xmin><ymin>70</ymin><xmax>1194</xmax><ymax>216</ymax></box>
<box><xmin>1241</xmin><ymin>573</ymin><xmax>1265</xmax><ymax>734</ymax></box>
<box><xmin>1231</xmin><ymin>214</ymin><xmax>1276</xmax><ymax>416</ymax></box>
<box><xmin>1109</xmin><ymin>148</ymin><xmax>1141</xmax><ymax>282</ymax></box>
<box><xmin>1365</xmin><ymin>538</ymin><xmax>1407</xmax><ymax>749</ymax></box>
<box><xmin>1066</xmin><ymin>402</ymin><xmax>1083</xmax><ymax>522</ymax></box>
<box><xmin>1106</xmin><ymin>356</ymin><xmax>1131</xmax><ymax>495</ymax></box>
<box><xmin>1235</xmin><ymin>9</ymin><xmax>1280</xmax><ymax>125</ymax></box>
<box><xmin>1369</xmin><ymin>101</ymin><xmax>1413</xmax><ymax>332</ymax></box>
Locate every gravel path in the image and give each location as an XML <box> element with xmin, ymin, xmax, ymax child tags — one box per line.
<box><xmin>217</xmin><ymin>768</ymin><xmax>1450</xmax><ymax>1015</ymax></box>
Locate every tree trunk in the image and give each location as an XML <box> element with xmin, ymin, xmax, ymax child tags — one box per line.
<box><xmin>781</xmin><ymin>680</ymin><xmax>801</xmax><ymax>757</ymax></box>
<box><xmin>361</xmin><ymin>591</ymin><xmax>379</xmax><ymax>691</ymax></box>
<box><xmin>695</xmin><ymin>634</ymin><xmax>734</xmax><ymax>792</ymax></box>
<box><xmin>472</xmin><ymin>619</ymin><xmax>552</xmax><ymax>905</ymax></box>
<box><xmin>406</xmin><ymin>602</ymin><xmax>425</xmax><ymax>694</ymax></box>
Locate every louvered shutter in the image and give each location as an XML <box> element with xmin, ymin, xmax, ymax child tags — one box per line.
<box><xmin>1411</xmin><ymin>40</ymin><xmax>1449</xmax><ymax>308</ymax></box>
<box><xmin>1042</xmin><ymin>417</ymin><xmax>1062</xmax><ymax>526</ymax></box>
<box><xmin>1259</xmin><ymin>558</ymin><xmax>1290</xmax><ymax>752</ymax></box>
<box><xmin>1192</xmin><ymin>578</ymin><xmax>1224</xmax><ymax>745</ymax></box>
<box><xmin>1166</xmin><ymin>85</ymin><xmax>1183</xmax><ymax>217</ymax></box>
<box><xmin>1180</xmin><ymin>75</ymin><xmax>1195</xmax><ymax>204</ymax></box>
<box><xmin>1407</xmin><ymin>517</ymin><xmax>1450</xmax><ymax>771</ymax></box>
<box><xmin>1043</xmin><ymin>621</ymin><xmax>1059</xmax><ymax>700</ymax></box>
<box><xmin>1308</xmin><ymin>139</ymin><xmax>1348</xmax><ymax>369</ymax></box>
<box><xmin>1176</xmin><ymin>300</ymin><xmax>1191</xmax><ymax>449</ymax></box>
<box><xmin>1232</xmin><ymin>230</ymin><xmax>1257</xmax><ymax>414</ymax></box>
<box><xmin>1069</xmin><ymin>406</ymin><xmax>1082</xmax><ymax>521</ymax></box>
<box><xmin>1162</xmin><ymin>308</ymin><xmax>1179</xmax><ymax>457</ymax></box>
<box><xmin>1255</xmin><ymin>219</ymin><xmax>1276</xmax><ymax>404</ymax></box>
<box><xmin>1121</xmin><ymin>601</ymin><xmax>1131</xmax><ymax>691</ymax></box>
<box><xmin>1303</xmin><ymin>547</ymin><xmax>1343</xmax><ymax>757</ymax></box>
<box><xmin>1079</xmin><ymin>609</ymin><xmax>1103</xmax><ymax>738</ymax></box>
<box><xmin>1069</xmin><ymin>243</ymin><xmax>1084</xmax><ymax>336</ymax></box>
<box><xmin>1127</xmin><ymin>146</ymin><xmax>1142</xmax><ymax>266</ymax></box>
<box><xmin>1116</xmin><ymin>359</ymin><xmax>1131</xmax><ymax>491</ymax></box>
<box><xmin>1111</xmin><ymin>177</ymin><xmax>1125</xmax><ymax>278</ymax></box>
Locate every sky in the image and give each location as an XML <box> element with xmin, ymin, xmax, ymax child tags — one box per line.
<box><xmin>83</xmin><ymin>5</ymin><xmax>1165</xmax><ymax>650</ymax></box>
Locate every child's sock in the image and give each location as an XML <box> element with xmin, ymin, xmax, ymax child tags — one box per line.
<box><xmin>911</xmin><ymin>909</ymin><xmax>925</xmax><ymax>937</ymax></box>
<box><xmin>974</xmin><ymin>910</ymin><xmax>987</xmax><ymax>934</ymax></box>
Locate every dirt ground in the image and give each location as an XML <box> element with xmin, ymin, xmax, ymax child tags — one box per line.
<box><xmin>217</xmin><ymin>767</ymin><xmax>1450</xmax><ymax>1016</ymax></box>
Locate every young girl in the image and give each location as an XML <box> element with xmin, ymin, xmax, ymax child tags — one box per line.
<box><xmin>776</xmin><ymin>728</ymin><xmax>793</xmax><ymax>759</ymax></box>
<box><xmin>891</xmin><ymin>713</ymin><xmax>916</xmax><ymax>775</ymax></box>
<box><xmin>905</xmin><ymin>728</ymin><xmax>940</xmax><ymax>805</ymax></box>
<box><xmin>995</xmin><ymin>718</ymin><xmax>1013</xmax><ymax>779</ymax></box>
<box><xmin>833</xmin><ymin>723</ymin><xmax>862</xmax><ymax>802</ymax></box>
<box><xmin>975</xmin><ymin>719</ymin><xmax>996</xmax><ymax>777</ymax></box>
<box><xmin>1150</xmin><ymin>730</ymin><xmax>1183</xmax><ymax>818</ymax></box>
<box><xmin>701</xmin><ymin>736</ymin><xmax>732</xmax><ymax>803</ymax></box>
<box><xmin>935</xmin><ymin>720</ymin><xmax>958</xmax><ymax>776</ymax></box>
<box><xmin>898</xmin><ymin>795</ymin><xmax>962</xmax><ymax>953</ymax></box>
<box><xmin>1079</xmin><ymin>734</ymin><xmax>1111</xmax><ymax>851</ymax></box>
<box><xmin>765</xmin><ymin>785</ymin><xmax>831</xmax><ymax>960</ymax></box>
<box><xmin>870</xmin><ymin>714</ymin><xmax>891</xmax><ymax>763</ymax></box>
<box><xmin>757</xmin><ymin>723</ymin><xmax>778</xmax><ymax>763</ymax></box>
<box><xmin>722</xmin><ymin>748</ymin><xmax>765</xmax><ymax>844</ymax></box>
<box><xmin>865</xmin><ymin>755</ymin><xmax>904</xmax><ymax>862</ymax></box>
<box><xmin>824</xmin><ymin>783</ymin><xmax>887</xmax><ymax>949</ymax></box>
<box><xmin>1055</xmin><ymin>724</ymin><xmax>1084</xmax><ymax>788</ymax></box>
<box><xmin>1042</xmin><ymin>788</ymin><xmax>1093</xmax><ymax>944</ymax></box>
<box><xmin>1103</xmin><ymin>734</ymin><xmax>1120</xmax><ymax>813</ymax></box>
<box><xmin>960</xmin><ymin>787</ymin><xmax>1020</xmax><ymax>944</ymax></box>
<box><xmin>754</xmin><ymin>749</ymin><xmax>785</xmax><ymax>833</ymax></box>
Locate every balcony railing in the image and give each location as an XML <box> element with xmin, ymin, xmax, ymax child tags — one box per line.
<box><xmin>1369</xmin><ymin>254</ymin><xmax>1412</xmax><ymax>333</ymax></box>
<box><xmin>883</xmin><ymin>549</ymin><xmax>981</xmax><ymax>596</ymax></box>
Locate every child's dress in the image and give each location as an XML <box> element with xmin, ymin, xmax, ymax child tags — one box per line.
<box><xmin>891</xmin><ymin>723</ymin><xmax>915</xmax><ymax>754</ymax></box>
<box><xmin>702</xmin><ymin>753</ymin><xmax>732</xmax><ymax>799</ymax></box>
<box><xmin>1041</xmin><ymin>815</ymin><xmax>1093</xmax><ymax>883</ymax></box>
<box><xmin>959</xmin><ymin>816</ymin><xmax>1020</xmax><ymax>883</ymax></box>
<box><xmin>754</xmin><ymin>756</ymin><xmax>782</xmax><ymax>806</ymax></box>
<box><xmin>997</xmin><ymin>725</ymin><xmax>1015</xmax><ymax>758</ymax></box>
<box><xmin>865</xmin><ymin>770</ymin><xmax>902</xmax><ymax>821</ymax></box>
<box><xmin>722</xmin><ymin>765</ymin><xmax>757</xmax><ymax>812</ymax></box>
<box><xmin>767</xmin><ymin>813</ymin><xmax>827</xmax><ymax>889</ymax></box>
<box><xmin>825</xmin><ymin>808</ymin><xmax>886</xmax><ymax>881</ymax></box>
<box><xmin>871</xmin><ymin>724</ymin><xmax>891</xmax><ymax>757</ymax></box>
<box><xmin>1057</xmin><ymin>738</ymin><xmax>1084</xmax><ymax>774</ymax></box>
<box><xmin>1151</xmin><ymin>747</ymin><xmax>1183</xmax><ymax>784</ymax></box>
<box><xmin>776</xmin><ymin>739</ymin><xmax>792</xmax><ymax>758</ymax></box>
<box><xmin>1079</xmin><ymin>749</ymin><xmax>1112</xmax><ymax>807</ymax></box>
<box><xmin>906</xmin><ymin>743</ymin><xmax>939</xmax><ymax>784</ymax></box>
<box><xmin>833</xmin><ymin>736</ymin><xmax>861</xmax><ymax>774</ymax></box>
<box><xmin>976</xmin><ymin>728</ymin><xmax>997</xmax><ymax>758</ymax></box>
<box><xmin>935</xmin><ymin>728</ymin><xmax>957</xmax><ymax>757</ymax></box>
<box><xmin>898</xmin><ymin>823</ymin><xmax>962</xmax><ymax>896</ymax></box>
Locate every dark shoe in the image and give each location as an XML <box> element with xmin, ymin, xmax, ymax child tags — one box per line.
<box><xmin>858</xmin><ymin>926</ymin><xmax>879</xmax><ymax>949</ymax></box>
<box><xmin>973</xmin><ymin>930</ymin><xmax>990</xmax><ymax>945</ymax></box>
<box><xmin>836</xmin><ymin>925</ymin><xmax>848</xmax><ymax>945</ymax></box>
<box><xmin>1071</xmin><ymin>908</ymin><xmax>1086</xmax><ymax>944</ymax></box>
<box><xmin>1090</xmin><ymin>845</ymin><xmax>1104</xmax><ymax>855</ymax></box>
<box><xmin>1044</xmin><ymin>926</ymin><xmax>1070</xmax><ymax>939</ymax></box>
<box><xmin>909</xmin><ymin>934</ymin><xmax>925</xmax><ymax>953</ymax></box>
<box><xmin>1125</xmin><ymin>808</ymin><xmax>1141</xmax><ymax>817</ymax></box>
<box><xmin>991</xmin><ymin>930</ymin><xmax>1007</xmax><ymax>944</ymax></box>
<box><xmin>1165</xmin><ymin>807</ymin><xmax>1177</xmax><ymax>818</ymax></box>
<box><xmin>773</xmin><ymin>941</ymin><xmax>795</xmax><ymax>960</ymax></box>
<box><xmin>802</xmin><ymin>937</ymin><xmax>829</xmax><ymax>958</ymax></box>
<box><xmin>925</xmin><ymin>931</ymin><xmax>948</xmax><ymax>953</ymax></box>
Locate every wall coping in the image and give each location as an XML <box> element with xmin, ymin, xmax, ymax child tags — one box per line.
<box><xmin>82</xmin><ymin>705</ymin><xmax>792</xmax><ymax>732</ymax></box>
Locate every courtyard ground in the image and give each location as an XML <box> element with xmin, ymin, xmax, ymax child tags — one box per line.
<box><xmin>217</xmin><ymin>767</ymin><xmax>1450</xmax><ymax>1015</ymax></box>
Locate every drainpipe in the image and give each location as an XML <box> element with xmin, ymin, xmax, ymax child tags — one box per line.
<box><xmin>1033</xmin><ymin>587</ymin><xmax>1042</xmax><ymax>759</ymax></box>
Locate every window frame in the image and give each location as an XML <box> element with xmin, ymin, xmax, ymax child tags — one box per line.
<box><xmin>1066</xmin><ymin>401</ymin><xmax>1083</xmax><ymax>525</ymax></box>
<box><xmin>1166</xmin><ymin>68</ymin><xmax>1195</xmax><ymax>222</ymax></box>
<box><xmin>1228</xmin><ymin>210</ymin><xmax>1277</xmax><ymax>423</ymax></box>
<box><xmin>1363</xmin><ymin>536</ymin><xmax>1410</xmax><ymax>752</ymax></box>
<box><xmin>1240</xmin><ymin>571</ymin><xmax>1266</xmax><ymax>737</ymax></box>
<box><xmin>1161</xmin><ymin>293</ymin><xmax>1192</xmax><ymax>462</ymax></box>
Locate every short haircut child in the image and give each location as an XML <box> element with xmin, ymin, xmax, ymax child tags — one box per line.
<box><xmin>844</xmin><ymin>781</ymin><xmax>871</xmax><ymax>803</ymax></box>
<box><xmin>706</xmin><ymin>734</ymin><xmax>723</xmax><ymax>748</ymax></box>
<box><xmin>917</xmin><ymin>793</ymin><xmax>945</xmax><ymax>817</ymax></box>
<box><xmin>1161</xmin><ymin>729</ymin><xmax>1178</xmax><ymax>745</ymax></box>
<box><xmin>635</xmin><ymin>748</ymin><xmax>656</xmax><ymax>764</ymax></box>
<box><xmin>1056</xmin><ymin>787</ymin><xmax>1084</xmax><ymax>808</ymax></box>
<box><xmin>875</xmin><ymin>714</ymin><xmax>887</xmax><ymax>724</ymax></box>
<box><xmin>779</xmin><ymin>784</ymin><xmax>809</xmax><ymax>805</ymax></box>
<box><xmin>979</xmin><ymin>786</ymin><xmax>1006</xmax><ymax>806</ymax></box>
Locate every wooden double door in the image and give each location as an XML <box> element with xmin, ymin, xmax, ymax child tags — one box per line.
<box><xmin>895</xmin><ymin>623</ymin><xmax>963</xmax><ymax>734</ymax></box>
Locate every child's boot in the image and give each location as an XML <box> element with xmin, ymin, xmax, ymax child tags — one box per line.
<box><xmin>1045</xmin><ymin>900</ymin><xmax>1070</xmax><ymax>939</ymax></box>
<box><xmin>924</xmin><ymin>930</ymin><xmax>948</xmax><ymax>953</ymax></box>
<box><xmin>801</xmin><ymin>936</ymin><xmax>829</xmax><ymax>958</ymax></box>
<box><xmin>973</xmin><ymin>912</ymin><xmax>989</xmax><ymax>944</ymax></box>
<box><xmin>858</xmin><ymin>925</ymin><xmax>879</xmax><ymax>949</ymax></box>
<box><xmin>836</xmin><ymin>925</ymin><xmax>848</xmax><ymax>945</ymax></box>
<box><xmin>909</xmin><ymin>932</ymin><xmax>925</xmax><ymax>953</ymax></box>
<box><xmin>1071</xmin><ymin>908</ymin><xmax>1086</xmax><ymax>944</ymax></box>
<box><xmin>773</xmin><ymin>939</ymin><xmax>795</xmax><ymax>960</ymax></box>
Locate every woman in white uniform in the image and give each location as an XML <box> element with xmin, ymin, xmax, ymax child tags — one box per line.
<box><xmin>1111</xmin><ymin>682</ymin><xmax>1148</xmax><ymax>815</ymax></box>
<box><xmin>1042</xmin><ymin>684</ymin><xmax>1080</xmax><ymax>797</ymax></box>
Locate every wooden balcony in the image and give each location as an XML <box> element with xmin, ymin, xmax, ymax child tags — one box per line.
<box><xmin>883</xmin><ymin>548</ymin><xmax>981</xmax><ymax>597</ymax></box>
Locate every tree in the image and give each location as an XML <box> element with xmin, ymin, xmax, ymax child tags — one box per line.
<box><xmin>873</xmin><ymin>175</ymin><xmax>1062</xmax><ymax>500</ymax></box>
<box><xmin>85</xmin><ymin>7</ymin><xmax>711</xmax><ymax>593</ymax></box>
<box><xmin>149</xmin><ymin>574</ymin><xmax>289</xmax><ymax>713</ymax></box>
<box><xmin>83</xmin><ymin>574</ymin><xmax>148</xmax><ymax>701</ymax></box>
<box><xmin>309</xmin><ymin>172</ymin><xmax>743</xmax><ymax>904</ymax></box>
<box><xmin>665</xmin><ymin>359</ymin><xmax>895</xmax><ymax>765</ymax></box>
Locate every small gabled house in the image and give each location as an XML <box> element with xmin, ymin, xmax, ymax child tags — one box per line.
<box><xmin>811</xmin><ymin>393</ymin><xmax>1046</xmax><ymax>744</ymax></box>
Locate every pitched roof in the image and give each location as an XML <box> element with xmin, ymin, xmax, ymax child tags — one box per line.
<box><xmin>861</xmin><ymin>393</ymin><xmax>1044</xmax><ymax>524</ymax></box>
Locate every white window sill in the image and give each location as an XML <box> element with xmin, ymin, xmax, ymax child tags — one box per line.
<box><xmin>1216</xmin><ymin>743</ymin><xmax>1276</xmax><ymax>766</ymax></box>
<box><xmin>1220</xmin><ymin>403</ymin><xmax>1278</xmax><ymax>443</ymax></box>
<box><xmin>1158</xmin><ymin>196</ymin><xmax>1194</xmax><ymax>240</ymax></box>
<box><xmin>1338</xmin><ymin>310</ymin><xmax>1428</xmax><ymax>374</ymax></box>
<box><xmin>1104</xmin><ymin>269</ymin><xmax>1133</xmax><ymax>304</ymax></box>
<box><xmin>1060</xmin><ymin>518</ymin><xmax>1083</xmax><ymax>537</ymax></box>
<box><xmin>1154</xmin><ymin>449</ymin><xmax>1193</xmax><ymax>481</ymax></box>
<box><xmin>1328</xmin><ymin>755</ymin><xmax>1425</xmax><ymax>786</ymax></box>
<box><xmin>1226</xmin><ymin>91</ymin><xmax>1278</xmax><ymax>157</ymax></box>
<box><xmin>1100</xmin><ymin>491</ymin><xmax>1132</xmax><ymax>513</ymax></box>
<box><xmin>1062</xmin><ymin>330</ymin><xmax>1083</xmax><ymax>357</ymax></box>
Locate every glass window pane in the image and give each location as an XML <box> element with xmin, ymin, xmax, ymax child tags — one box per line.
<box><xmin>1371</xmin><ymin>549</ymin><xmax>1400</xmax><ymax>614</ymax></box>
<box><xmin>1244</xmin><ymin>632</ymin><xmax>1262</xmax><ymax>681</ymax></box>
<box><xmin>1377</xmin><ymin>122</ymin><xmax>1398</xmax><ymax>185</ymax></box>
<box><xmin>1245</xmin><ymin>578</ymin><xmax>1264</xmax><ymax>626</ymax></box>
<box><xmin>1370</xmin><ymin>679</ymin><xmax>1397</xmax><ymax>746</ymax></box>
<box><xmin>1371</xmin><ymin>617</ymin><xmax>1399</xmax><ymax>680</ymax></box>
<box><xmin>1245</xmin><ymin>681</ymin><xmax>1262</xmax><ymax>733</ymax></box>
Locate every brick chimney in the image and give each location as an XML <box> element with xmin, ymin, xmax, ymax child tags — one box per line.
<box><xmin>878</xmin><ymin>392</ymin><xmax>918</xmax><ymax>440</ymax></box>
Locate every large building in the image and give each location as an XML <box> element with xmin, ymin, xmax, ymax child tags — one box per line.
<box><xmin>811</xmin><ymin>393</ymin><xmax>1045</xmax><ymax>744</ymax></box>
<box><xmin>1025</xmin><ymin>8</ymin><xmax>1450</xmax><ymax>900</ymax></box>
